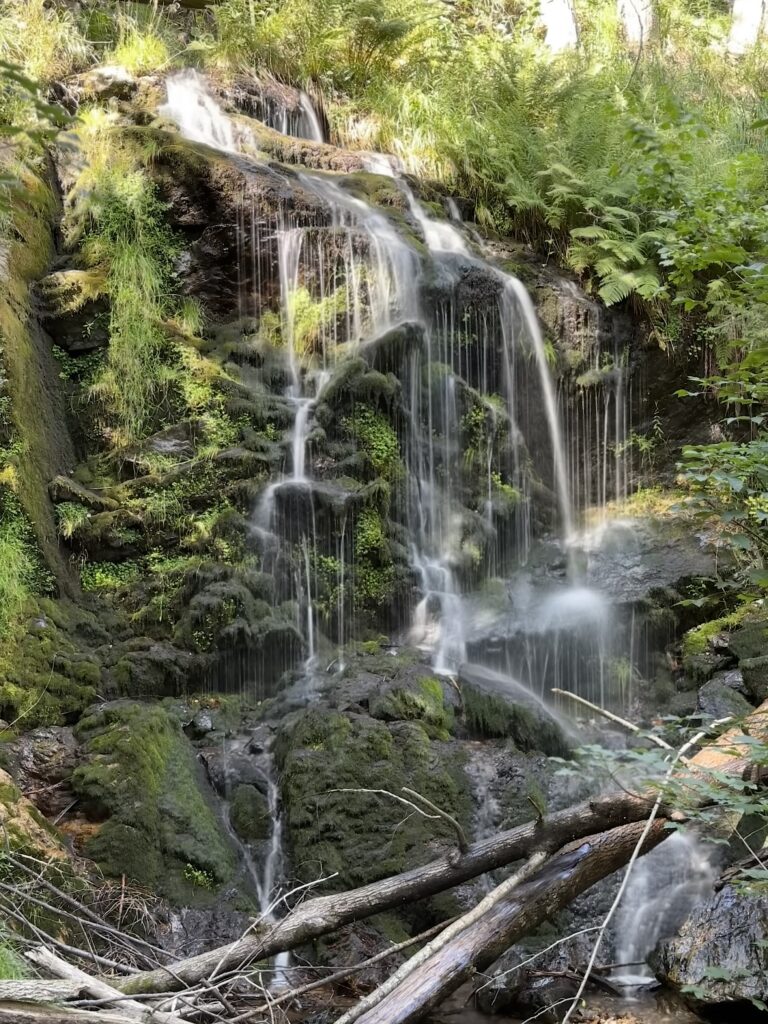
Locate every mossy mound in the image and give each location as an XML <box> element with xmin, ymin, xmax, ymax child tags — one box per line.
<box><xmin>72</xmin><ymin>701</ymin><xmax>234</xmax><ymax>902</ymax></box>
<box><xmin>369</xmin><ymin>675</ymin><xmax>454</xmax><ymax>740</ymax></box>
<box><xmin>275</xmin><ymin>707</ymin><xmax>470</xmax><ymax>892</ymax></box>
<box><xmin>460</xmin><ymin>684</ymin><xmax>570</xmax><ymax>757</ymax></box>
<box><xmin>229</xmin><ymin>784</ymin><xmax>270</xmax><ymax>843</ymax></box>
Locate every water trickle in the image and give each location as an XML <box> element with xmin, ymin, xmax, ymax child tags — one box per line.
<box><xmin>216</xmin><ymin>739</ymin><xmax>290</xmax><ymax>982</ymax></box>
<box><xmin>613</xmin><ymin>831</ymin><xmax>716</xmax><ymax>988</ymax></box>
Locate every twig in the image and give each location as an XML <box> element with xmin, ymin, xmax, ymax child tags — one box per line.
<box><xmin>402</xmin><ymin>788</ymin><xmax>469</xmax><ymax>853</ymax></box>
<box><xmin>551</xmin><ymin>688</ymin><xmax>674</xmax><ymax>752</ymax></box>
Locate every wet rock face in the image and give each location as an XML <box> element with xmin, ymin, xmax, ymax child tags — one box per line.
<box><xmin>652</xmin><ymin>884</ymin><xmax>768</xmax><ymax>1015</ymax></box>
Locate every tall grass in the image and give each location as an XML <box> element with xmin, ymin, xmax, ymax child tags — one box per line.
<box><xmin>67</xmin><ymin>109</ymin><xmax>178</xmax><ymax>446</ymax></box>
<box><xmin>0</xmin><ymin>0</ymin><xmax>91</xmax><ymax>82</ymax></box>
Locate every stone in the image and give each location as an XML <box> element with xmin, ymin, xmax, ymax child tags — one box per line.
<box><xmin>80</xmin><ymin>65</ymin><xmax>137</xmax><ymax>101</ymax></box>
<box><xmin>1</xmin><ymin>726</ymin><xmax>78</xmax><ymax>818</ymax></box>
<box><xmin>229</xmin><ymin>784</ymin><xmax>270</xmax><ymax>843</ymax></box>
<box><xmin>0</xmin><ymin>767</ymin><xmax>68</xmax><ymax>860</ymax></box>
<box><xmin>696</xmin><ymin>680</ymin><xmax>753</xmax><ymax>720</ymax></box>
<box><xmin>71</xmin><ymin>702</ymin><xmax>235</xmax><ymax>901</ymax></box>
<box><xmin>709</xmin><ymin>667</ymin><xmax>747</xmax><ymax>693</ymax></box>
<box><xmin>741</xmin><ymin>655</ymin><xmax>768</xmax><ymax>703</ymax></box>
<box><xmin>652</xmin><ymin>884</ymin><xmax>768</xmax><ymax>1014</ymax></box>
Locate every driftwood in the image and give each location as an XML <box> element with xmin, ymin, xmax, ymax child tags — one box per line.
<box><xmin>115</xmin><ymin>792</ymin><xmax>654</xmax><ymax>995</ymax></box>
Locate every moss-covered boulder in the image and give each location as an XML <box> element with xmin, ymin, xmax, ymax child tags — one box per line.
<box><xmin>0</xmin><ymin>768</ymin><xmax>68</xmax><ymax>860</ymax></box>
<box><xmin>369</xmin><ymin>675</ymin><xmax>454</xmax><ymax>739</ymax></box>
<box><xmin>275</xmin><ymin>707</ymin><xmax>469</xmax><ymax>892</ymax></box>
<box><xmin>457</xmin><ymin>676</ymin><xmax>570</xmax><ymax>757</ymax></box>
<box><xmin>229</xmin><ymin>783</ymin><xmax>270</xmax><ymax>843</ymax></box>
<box><xmin>71</xmin><ymin>701</ymin><xmax>234</xmax><ymax>901</ymax></box>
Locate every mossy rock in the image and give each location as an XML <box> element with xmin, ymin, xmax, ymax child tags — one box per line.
<box><xmin>0</xmin><ymin>603</ymin><xmax>105</xmax><ymax>727</ymax></box>
<box><xmin>275</xmin><ymin>708</ymin><xmax>470</xmax><ymax>892</ymax></box>
<box><xmin>229</xmin><ymin>784</ymin><xmax>270</xmax><ymax>843</ymax></box>
<box><xmin>460</xmin><ymin>684</ymin><xmax>569</xmax><ymax>757</ymax></box>
<box><xmin>741</xmin><ymin>655</ymin><xmax>768</xmax><ymax>703</ymax></box>
<box><xmin>71</xmin><ymin>701</ymin><xmax>234</xmax><ymax>902</ymax></box>
<box><xmin>369</xmin><ymin>676</ymin><xmax>454</xmax><ymax>740</ymax></box>
<box><xmin>0</xmin><ymin>768</ymin><xmax>67</xmax><ymax>860</ymax></box>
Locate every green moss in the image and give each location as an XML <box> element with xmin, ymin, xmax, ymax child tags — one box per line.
<box><xmin>276</xmin><ymin>708</ymin><xmax>470</xmax><ymax>891</ymax></box>
<box><xmin>72</xmin><ymin>702</ymin><xmax>234</xmax><ymax>900</ymax></box>
<box><xmin>461</xmin><ymin>685</ymin><xmax>568</xmax><ymax>756</ymax></box>
<box><xmin>229</xmin><ymin>784</ymin><xmax>270</xmax><ymax>843</ymax></box>
<box><xmin>370</xmin><ymin>676</ymin><xmax>454</xmax><ymax>739</ymax></box>
<box><xmin>0</xmin><ymin>602</ymin><xmax>101</xmax><ymax>727</ymax></box>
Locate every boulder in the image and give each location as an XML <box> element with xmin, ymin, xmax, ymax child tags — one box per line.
<box><xmin>71</xmin><ymin>701</ymin><xmax>235</xmax><ymax>901</ymax></box>
<box><xmin>0</xmin><ymin>767</ymin><xmax>68</xmax><ymax>860</ymax></box>
<box><xmin>652</xmin><ymin>884</ymin><xmax>768</xmax><ymax>1015</ymax></box>
<box><xmin>741</xmin><ymin>655</ymin><xmax>768</xmax><ymax>704</ymax></box>
<box><xmin>79</xmin><ymin>65</ymin><xmax>137</xmax><ymax>101</ymax></box>
<box><xmin>696</xmin><ymin>679</ymin><xmax>753</xmax><ymax>720</ymax></box>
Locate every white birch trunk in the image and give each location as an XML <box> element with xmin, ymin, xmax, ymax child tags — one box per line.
<box><xmin>618</xmin><ymin>0</ymin><xmax>654</xmax><ymax>45</ymax></box>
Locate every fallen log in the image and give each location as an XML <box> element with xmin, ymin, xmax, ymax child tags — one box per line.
<box><xmin>115</xmin><ymin>792</ymin><xmax>654</xmax><ymax>995</ymax></box>
<box><xmin>341</xmin><ymin>700</ymin><xmax>768</xmax><ymax>1023</ymax></box>
<box><xmin>25</xmin><ymin>950</ymin><xmax>190</xmax><ymax>1024</ymax></box>
<box><xmin>350</xmin><ymin>819</ymin><xmax>668</xmax><ymax>1024</ymax></box>
<box><xmin>0</xmin><ymin>1007</ymin><xmax>136</xmax><ymax>1024</ymax></box>
<box><xmin>0</xmin><ymin>983</ymin><xmax>84</xmax><ymax>1004</ymax></box>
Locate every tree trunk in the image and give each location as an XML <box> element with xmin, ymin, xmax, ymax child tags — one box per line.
<box><xmin>617</xmin><ymin>0</ymin><xmax>653</xmax><ymax>45</ymax></box>
<box><xmin>116</xmin><ymin>793</ymin><xmax>653</xmax><ymax>995</ymax></box>
<box><xmin>0</xmin><ymin>1009</ymin><xmax>136</xmax><ymax>1024</ymax></box>
<box><xmin>351</xmin><ymin>820</ymin><xmax>667</xmax><ymax>1024</ymax></box>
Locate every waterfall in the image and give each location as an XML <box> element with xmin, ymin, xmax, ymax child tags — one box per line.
<box><xmin>159</xmin><ymin>69</ymin><xmax>237</xmax><ymax>152</ymax></box>
<box><xmin>613</xmin><ymin>831</ymin><xmax>716</xmax><ymax>986</ymax></box>
<box><xmin>160</xmin><ymin>70</ymin><xmax>642</xmax><ymax>713</ymax></box>
<box><xmin>216</xmin><ymin>739</ymin><xmax>290</xmax><ymax>982</ymax></box>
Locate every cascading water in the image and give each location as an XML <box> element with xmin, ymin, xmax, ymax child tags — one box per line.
<box><xmin>613</xmin><ymin>831</ymin><xmax>717</xmax><ymax>987</ymax></box>
<box><xmin>214</xmin><ymin>739</ymin><xmax>290</xmax><ymax>983</ymax></box>
<box><xmin>159</xmin><ymin>68</ymin><xmax>644</xmax><ymax>713</ymax></box>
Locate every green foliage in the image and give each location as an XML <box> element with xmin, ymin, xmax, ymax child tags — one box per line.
<box><xmin>81</xmin><ymin>561</ymin><xmax>141</xmax><ymax>592</ymax></box>
<box><xmin>183</xmin><ymin>863</ymin><xmax>215</xmax><ymax>889</ymax></box>
<box><xmin>55</xmin><ymin>502</ymin><xmax>90</xmax><ymax>540</ymax></box>
<box><xmin>0</xmin><ymin>0</ymin><xmax>90</xmax><ymax>83</ymax></box>
<box><xmin>344</xmin><ymin>407</ymin><xmax>401</xmax><ymax>479</ymax></box>
<box><xmin>0</xmin><ymin>940</ymin><xmax>25</xmax><ymax>979</ymax></box>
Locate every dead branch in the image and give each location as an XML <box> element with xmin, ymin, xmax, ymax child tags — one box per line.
<box><xmin>551</xmin><ymin>688</ymin><xmax>674</xmax><ymax>751</ymax></box>
<box><xmin>0</xmin><ymin>982</ymin><xmax>85</xmax><ymax>1003</ymax></box>
<box><xmin>344</xmin><ymin>819</ymin><xmax>668</xmax><ymax>1024</ymax></box>
<box><xmin>402</xmin><ymin>788</ymin><xmax>469</xmax><ymax>853</ymax></box>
